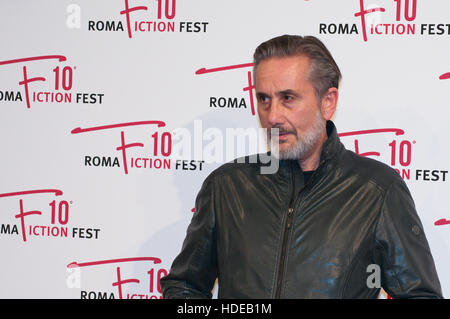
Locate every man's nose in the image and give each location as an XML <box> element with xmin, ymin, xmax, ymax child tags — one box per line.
<box><xmin>267</xmin><ymin>101</ymin><xmax>284</xmax><ymax>127</ymax></box>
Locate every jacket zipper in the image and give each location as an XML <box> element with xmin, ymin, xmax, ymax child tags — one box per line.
<box><xmin>274</xmin><ymin>161</ymin><xmax>297</xmax><ymax>299</ymax></box>
<box><xmin>274</xmin><ymin>206</ymin><xmax>295</xmax><ymax>298</ymax></box>
<box><xmin>274</xmin><ymin>160</ymin><xmax>326</xmax><ymax>298</ymax></box>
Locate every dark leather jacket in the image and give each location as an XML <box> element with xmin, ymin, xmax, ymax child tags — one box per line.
<box><xmin>161</xmin><ymin>121</ymin><xmax>442</xmax><ymax>298</ymax></box>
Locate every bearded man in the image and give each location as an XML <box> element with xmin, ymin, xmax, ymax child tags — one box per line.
<box><xmin>160</xmin><ymin>35</ymin><xmax>442</xmax><ymax>299</ymax></box>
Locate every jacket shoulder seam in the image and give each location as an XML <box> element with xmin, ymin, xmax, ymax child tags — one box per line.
<box><xmin>341</xmin><ymin>150</ymin><xmax>398</xmax><ymax>193</ymax></box>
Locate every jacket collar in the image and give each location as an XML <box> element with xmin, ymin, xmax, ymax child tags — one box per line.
<box><xmin>320</xmin><ymin>120</ymin><xmax>344</xmax><ymax>162</ymax></box>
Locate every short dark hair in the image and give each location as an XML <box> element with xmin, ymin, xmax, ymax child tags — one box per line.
<box><xmin>253</xmin><ymin>35</ymin><xmax>342</xmax><ymax>100</ymax></box>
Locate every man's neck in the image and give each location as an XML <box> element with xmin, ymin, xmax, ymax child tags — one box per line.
<box><xmin>297</xmin><ymin>131</ymin><xmax>328</xmax><ymax>172</ymax></box>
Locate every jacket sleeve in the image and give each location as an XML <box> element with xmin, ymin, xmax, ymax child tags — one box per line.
<box><xmin>160</xmin><ymin>175</ymin><xmax>218</xmax><ymax>299</ymax></box>
<box><xmin>373</xmin><ymin>176</ymin><xmax>443</xmax><ymax>298</ymax></box>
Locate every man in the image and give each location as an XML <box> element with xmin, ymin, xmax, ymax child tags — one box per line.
<box><xmin>160</xmin><ymin>35</ymin><xmax>442</xmax><ymax>298</ymax></box>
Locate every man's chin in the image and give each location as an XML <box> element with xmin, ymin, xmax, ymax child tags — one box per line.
<box><xmin>270</xmin><ymin>144</ymin><xmax>298</xmax><ymax>160</ymax></box>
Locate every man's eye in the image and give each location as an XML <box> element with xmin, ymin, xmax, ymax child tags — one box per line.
<box><xmin>283</xmin><ymin>95</ymin><xmax>293</xmax><ymax>101</ymax></box>
<box><xmin>258</xmin><ymin>96</ymin><xmax>269</xmax><ymax>103</ymax></box>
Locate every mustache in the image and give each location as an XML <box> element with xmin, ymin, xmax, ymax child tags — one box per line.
<box><xmin>268</xmin><ymin>127</ymin><xmax>297</xmax><ymax>136</ymax></box>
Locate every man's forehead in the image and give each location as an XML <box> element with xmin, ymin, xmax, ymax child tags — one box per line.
<box><xmin>255</xmin><ymin>54</ymin><xmax>311</xmax><ymax>73</ymax></box>
<box><xmin>254</xmin><ymin>55</ymin><xmax>312</xmax><ymax>90</ymax></box>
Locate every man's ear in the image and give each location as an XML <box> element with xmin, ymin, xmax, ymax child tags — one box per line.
<box><xmin>320</xmin><ymin>87</ymin><xmax>339</xmax><ymax>120</ymax></box>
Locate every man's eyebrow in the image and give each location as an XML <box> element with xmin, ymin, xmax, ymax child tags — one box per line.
<box><xmin>255</xmin><ymin>92</ymin><xmax>270</xmax><ymax>98</ymax></box>
<box><xmin>277</xmin><ymin>89</ymin><xmax>301</xmax><ymax>97</ymax></box>
<box><xmin>255</xmin><ymin>89</ymin><xmax>301</xmax><ymax>99</ymax></box>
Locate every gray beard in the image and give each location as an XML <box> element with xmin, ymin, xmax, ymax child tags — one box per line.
<box><xmin>269</xmin><ymin>112</ymin><xmax>326</xmax><ymax>160</ymax></box>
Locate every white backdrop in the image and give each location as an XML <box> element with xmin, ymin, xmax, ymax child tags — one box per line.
<box><xmin>0</xmin><ymin>0</ymin><xmax>449</xmax><ymax>298</ymax></box>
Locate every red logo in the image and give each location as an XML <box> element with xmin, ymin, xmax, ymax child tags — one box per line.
<box><xmin>0</xmin><ymin>55</ymin><xmax>104</xmax><ymax>109</ymax></box>
<box><xmin>435</xmin><ymin>219</ymin><xmax>450</xmax><ymax>226</ymax></box>
<box><xmin>1</xmin><ymin>55</ymin><xmax>66</xmax><ymax>109</ymax></box>
<box><xmin>340</xmin><ymin>127</ymin><xmax>447</xmax><ymax>182</ymax></box>
<box><xmin>339</xmin><ymin>128</ymin><xmax>412</xmax><ymax>174</ymax></box>
<box><xmin>98</xmin><ymin>0</ymin><xmax>209</xmax><ymax>38</ymax></box>
<box><xmin>196</xmin><ymin>62</ymin><xmax>256</xmax><ymax>116</ymax></box>
<box><xmin>0</xmin><ymin>188</ymin><xmax>100</xmax><ymax>241</ymax></box>
<box><xmin>354</xmin><ymin>0</ymin><xmax>387</xmax><ymax>42</ymax></box>
<box><xmin>67</xmin><ymin>257</ymin><xmax>167</xmax><ymax>299</ymax></box>
<box><xmin>1</xmin><ymin>189</ymin><xmax>67</xmax><ymax>242</ymax></box>
<box><xmin>319</xmin><ymin>1</ymin><xmax>449</xmax><ymax>40</ymax></box>
<box><xmin>439</xmin><ymin>72</ymin><xmax>450</xmax><ymax>80</ymax></box>
<box><xmin>353</xmin><ymin>0</ymin><xmax>450</xmax><ymax>41</ymax></box>
<box><xmin>120</xmin><ymin>0</ymin><xmax>149</xmax><ymax>38</ymax></box>
<box><xmin>71</xmin><ymin>120</ymin><xmax>172</xmax><ymax>174</ymax></box>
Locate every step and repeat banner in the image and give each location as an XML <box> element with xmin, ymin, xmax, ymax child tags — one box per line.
<box><xmin>1</xmin><ymin>0</ymin><xmax>449</xmax><ymax>299</ymax></box>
